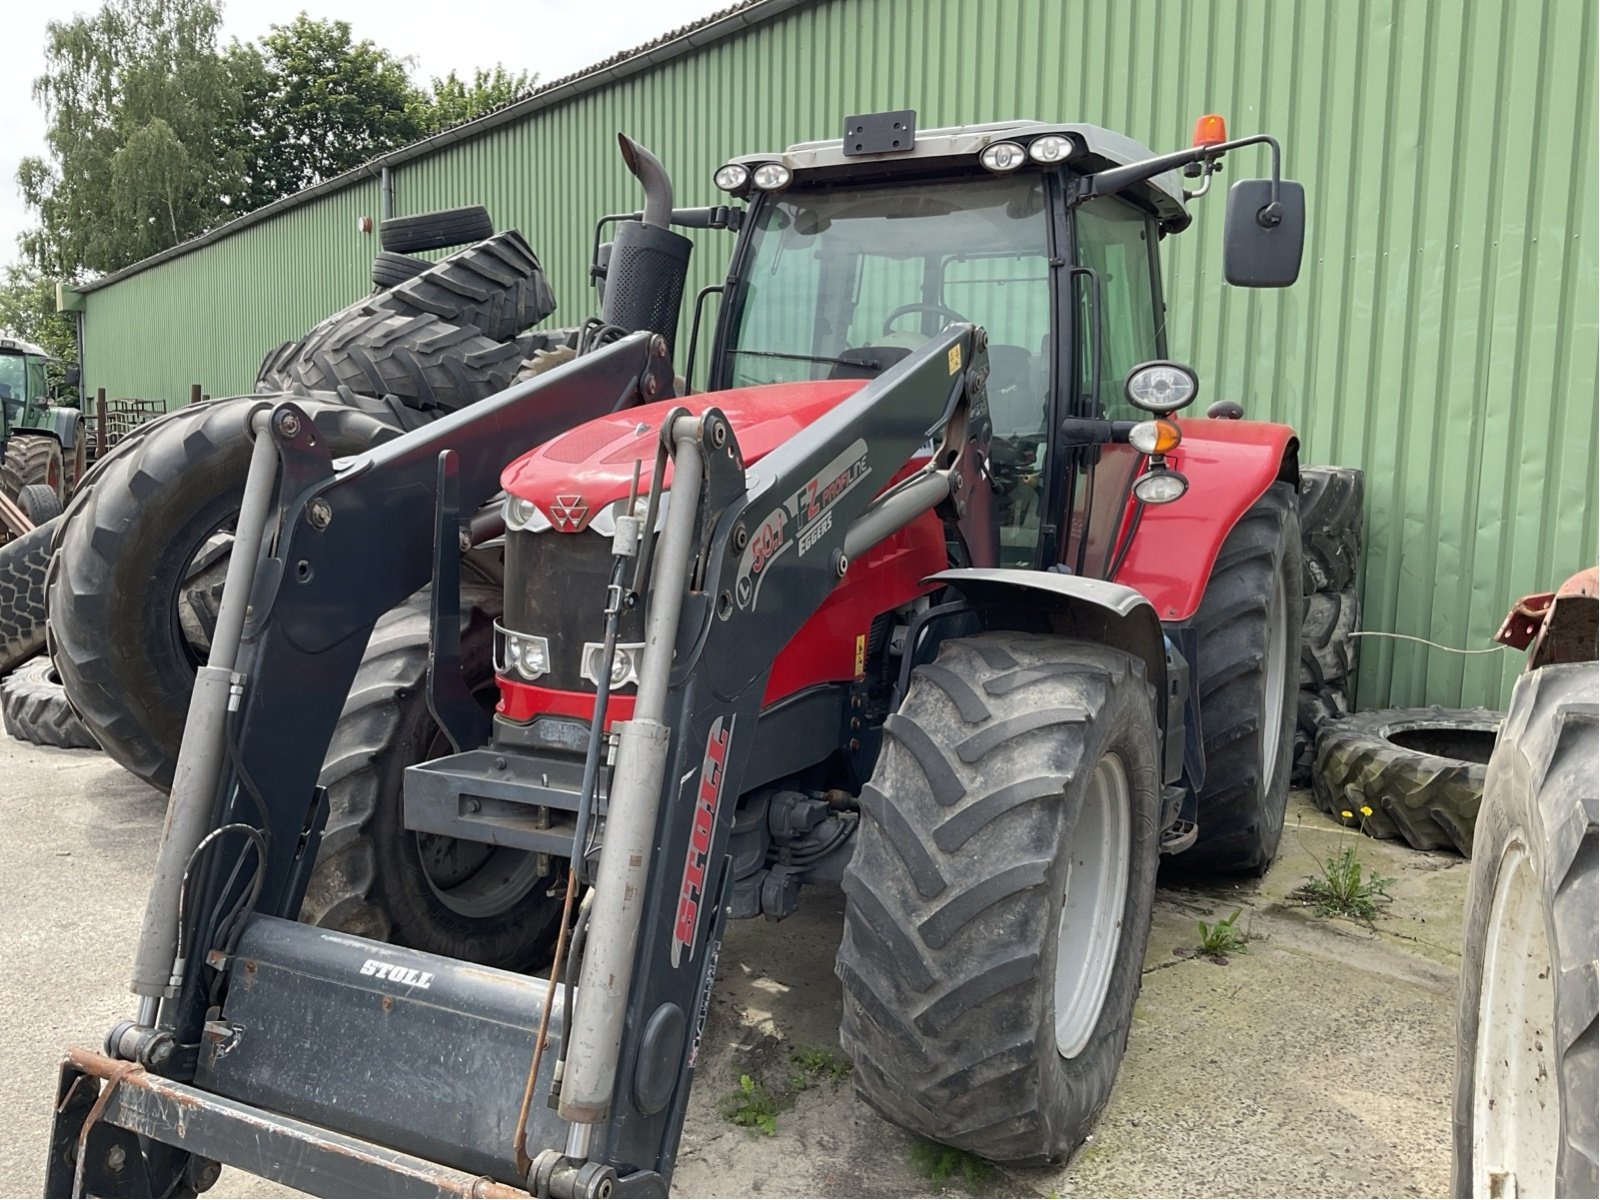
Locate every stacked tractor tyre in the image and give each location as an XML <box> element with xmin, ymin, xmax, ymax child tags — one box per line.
<box><xmin>1291</xmin><ymin>467</ymin><xmax>1364</xmax><ymax>784</ymax></box>
<box><xmin>47</xmin><ymin>207</ymin><xmax>558</xmax><ymax>788</ymax></box>
<box><xmin>37</xmin><ymin>206</ymin><xmax>569</xmax><ymax>970</ymax></box>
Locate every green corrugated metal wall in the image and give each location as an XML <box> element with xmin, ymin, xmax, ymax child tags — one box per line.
<box><xmin>82</xmin><ymin>180</ymin><xmax>382</xmax><ymax>406</ymax></box>
<box><xmin>78</xmin><ymin>0</ymin><xmax>1598</xmax><ymax>711</ymax></box>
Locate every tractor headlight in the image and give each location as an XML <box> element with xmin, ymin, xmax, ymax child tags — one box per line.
<box><xmin>505</xmin><ymin>495</ymin><xmax>539</xmax><ymax>530</ymax></box>
<box><xmin>1128</xmin><ymin>419</ymin><xmax>1182</xmax><ymax>456</ymax></box>
<box><xmin>1124</xmin><ymin>361</ymin><xmax>1199</xmax><ymax>413</ymax></box>
<box><xmin>979</xmin><ymin>141</ymin><xmax>1026</xmax><ymax>173</ymax></box>
<box><xmin>1028</xmin><ymin>134</ymin><xmax>1074</xmax><ymax>163</ymax></box>
<box><xmin>1133</xmin><ymin>470</ymin><xmax>1190</xmax><ymax>505</ymax></box>
<box><xmin>752</xmin><ymin>163</ymin><xmax>792</xmax><ymax>191</ymax></box>
<box><xmin>581</xmin><ymin>642</ymin><xmax>645</xmax><ymax>689</ymax></box>
<box><xmin>714</xmin><ymin>163</ymin><xmax>750</xmax><ymax>192</ymax></box>
<box><xmin>497</xmin><ymin>623</ymin><xmax>550</xmax><ymax>681</ymax></box>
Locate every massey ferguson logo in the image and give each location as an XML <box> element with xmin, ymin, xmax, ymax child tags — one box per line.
<box><xmin>672</xmin><ymin>717</ymin><xmax>732</xmax><ymax>968</ymax></box>
<box><xmin>359</xmin><ymin>959</ymin><xmax>435</xmax><ymax>989</ymax></box>
<box><xmin>549</xmin><ymin>494</ymin><xmax>588</xmax><ymax>531</ymax></box>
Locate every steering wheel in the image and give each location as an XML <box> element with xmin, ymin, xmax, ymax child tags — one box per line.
<box><xmin>880</xmin><ymin>302</ymin><xmax>971</xmax><ymax>336</ymax></box>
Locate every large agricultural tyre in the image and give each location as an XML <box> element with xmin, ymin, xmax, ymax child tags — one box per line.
<box><xmin>257</xmin><ymin>306</ymin><xmax>523</xmax><ymax>417</ymax></box>
<box><xmin>1</xmin><ymin>654</ymin><xmax>97</xmax><ymax>749</ymax></box>
<box><xmin>838</xmin><ymin>633</ymin><xmax>1162</xmax><ymax>1164</ymax></box>
<box><xmin>0</xmin><ymin>517</ymin><xmax>56</xmax><ymax>678</ymax></box>
<box><xmin>1301</xmin><ymin>589</ymin><xmax>1360</xmax><ymax>689</ymax></box>
<box><xmin>1312</xmin><ymin>705</ymin><xmax>1501</xmax><ymax>856</ymax></box>
<box><xmin>16</xmin><ymin>482</ymin><xmax>62</xmax><ymax>525</ymax></box>
<box><xmin>47</xmin><ymin>396</ymin><xmax>399</xmax><ymax>792</ymax></box>
<box><xmin>1291</xmin><ymin>683</ymin><xmax>1349</xmax><ymax>787</ymax></box>
<box><xmin>1298</xmin><ymin>466</ymin><xmax>1363</xmax><ymax>593</ymax></box>
<box><xmin>1181</xmin><ymin>482</ymin><xmax>1303</xmax><ymax>873</ymax></box>
<box><xmin>380</xmin><ymin>205</ymin><xmax>494</xmax><ymax>254</ymax></box>
<box><xmin>373</xmin><ymin>232</ymin><xmax>556</xmax><ymax>342</ymax></box>
<box><xmin>1452</xmin><ymin>662</ymin><xmax>1597</xmax><ymax>1197</ymax></box>
<box><xmin>301</xmin><ymin>594</ymin><xmax>565</xmax><ymax>970</ymax></box>
<box><xmin>2</xmin><ymin>432</ymin><xmax>64</xmax><ymax>503</ymax></box>
<box><xmin>370</xmin><ymin>250</ymin><xmax>430</xmax><ymax>289</ymax></box>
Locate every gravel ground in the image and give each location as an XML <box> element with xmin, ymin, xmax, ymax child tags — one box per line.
<box><xmin>0</xmin><ymin>727</ymin><xmax>1466</xmax><ymax>1198</ymax></box>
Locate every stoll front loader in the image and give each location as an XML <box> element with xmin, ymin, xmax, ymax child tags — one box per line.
<box><xmin>45</xmin><ymin>112</ymin><xmax>1305</xmax><ymax>1197</ymax></box>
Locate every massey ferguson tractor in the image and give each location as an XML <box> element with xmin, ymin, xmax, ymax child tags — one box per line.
<box><xmin>45</xmin><ymin>113</ymin><xmax>1306</xmax><ymax>1197</ymax></box>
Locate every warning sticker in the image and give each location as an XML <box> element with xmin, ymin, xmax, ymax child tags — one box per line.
<box><xmin>854</xmin><ymin>633</ymin><xmax>866</xmax><ymax>677</ymax></box>
<box><xmin>947</xmin><ymin>344</ymin><xmax>962</xmax><ymax>374</ymax></box>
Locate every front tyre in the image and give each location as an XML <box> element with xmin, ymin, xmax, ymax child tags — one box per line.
<box><xmin>838</xmin><ymin>634</ymin><xmax>1162</xmax><ymax>1164</ymax></box>
<box><xmin>1453</xmin><ymin>662</ymin><xmax>1597</xmax><ymax>1198</ymax></box>
<box><xmin>300</xmin><ymin>594</ymin><xmax>566</xmax><ymax>970</ymax></box>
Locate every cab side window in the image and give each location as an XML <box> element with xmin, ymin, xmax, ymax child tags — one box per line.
<box><xmin>1075</xmin><ymin>198</ymin><xmax>1163</xmax><ymax>419</ymax></box>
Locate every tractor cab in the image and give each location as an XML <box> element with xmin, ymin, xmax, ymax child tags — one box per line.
<box><xmin>695</xmin><ymin>117</ymin><xmax>1300</xmax><ymax>571</ymax></box>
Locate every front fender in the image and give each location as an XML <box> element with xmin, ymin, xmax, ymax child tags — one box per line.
<box><xmin>921</xmin><ymin>568</ymin><xmax>1168</xmax><ymax>718</ymax></box>
<box><xmin>1114</xmin><ymin>417</ymin><xmax>1297</xmax><ymax>622</ymax></box>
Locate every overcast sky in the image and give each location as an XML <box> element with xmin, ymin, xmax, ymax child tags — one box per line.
<box><xmin>0</xmin><ymin>0</ymin><xmax>733</xmax><ymax>270</ymax></box>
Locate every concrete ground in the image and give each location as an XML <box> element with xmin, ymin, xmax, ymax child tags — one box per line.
<box><xmin>0</xmin><ymin>728</ymin><xmax>1468</xmax><ymax>1198</ymax></box>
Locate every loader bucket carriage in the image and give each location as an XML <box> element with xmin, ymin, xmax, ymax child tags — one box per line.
<box><xmin>45</xmin><ymin>114</ymin><xmax>1304</xmax><ymax>1197</ymax></box>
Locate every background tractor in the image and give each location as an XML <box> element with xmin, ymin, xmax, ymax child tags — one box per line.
<box><xmin>46</xmin><ymin>113</ymin><xmax>1307</xmax><ymax>1197</ymax></box>
<box><xmin>0</xmin><ymin>335</ymin><xmax>85</xmax><ymax>517</ymax></box>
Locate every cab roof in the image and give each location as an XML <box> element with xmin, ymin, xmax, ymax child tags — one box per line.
<box><xmin>726</xmin><ymin>119</ymin><xmax>1190</xmax><ymax>229</ymax></box>
<box><xmin>0</xmin><ymin>336</ymin><xmax>51</xmax><ymax>359</ymax></box>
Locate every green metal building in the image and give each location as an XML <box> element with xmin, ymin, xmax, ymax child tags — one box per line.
<box><xmin>59</xmin><ymin>0</ymin><xmax>1597</xmax><ymax>712</ymax></box>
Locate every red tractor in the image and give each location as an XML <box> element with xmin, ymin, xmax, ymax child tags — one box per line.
<box><xmin>47</xmin><ymin>113</ymin><xmax>1306</xmax><ymax>1197</ymax></box>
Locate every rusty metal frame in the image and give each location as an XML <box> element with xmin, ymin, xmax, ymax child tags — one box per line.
<box><xmin>47</xmin><ymin>1049</ymin><xmax>529</xmax><ymax>1200</ymax></box>
<box><xmin>1495</xmin><ymin>566</ymin><xmax>1598</xmax><ymax>669</ymax></box>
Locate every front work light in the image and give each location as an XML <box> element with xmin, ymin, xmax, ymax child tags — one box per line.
<box><xmin>1028</xmin><ymin>134</ymin><xmax>1074</xmax><ymax>163</ymax></box>
<box><xmin>1124</xmin><ymin>361</ymin><xmax>1199</xmax><ymax>414</ymax></box>
<box><xmin>979</xmin><ymin>141</ymin><xmax>1026</xmax><ymax>172</ymax></box>
<box><xmin>1133</xmin><ymin>470</ymin><xmax>1190</xmax><ymax>505</ymax></box>
<box><xmin>752</xmin><ymin>163</ymin><xmax>792</xmax><ymax>191</ymax></box>
<box><xmin>714</xmin><ymin>163</ymin><xmax>750</xmax><ymax>191</ymax></box>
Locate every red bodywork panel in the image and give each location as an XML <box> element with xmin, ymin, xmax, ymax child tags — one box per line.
<box><xmin>1109</xmin><ymin>417</ymin><xmax>1297</xmax><ymax>622</ymax></box>
<box><xmin>497</xmin><ymin>380</ymin><xmax>946</xmax><ymax>724</ymax></box>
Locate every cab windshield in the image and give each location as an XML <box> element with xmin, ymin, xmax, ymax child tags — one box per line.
<box><xmin>723</xmin><ymin>175</ymin><xmax>1053</xmax><ymax>441</ymax></box>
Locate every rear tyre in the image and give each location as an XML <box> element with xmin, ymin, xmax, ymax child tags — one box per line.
<box><xmin>47</xmin><ymin>396</ymin><xmax>398</xmax><ymax>791</ymax></box>
<box><xmin>0</xmin><ymin>519</ymin><xmax>56</xmax><ymax>678</ymax></box>
<box><xmin>1182</xmin><ymin>482</ymin><xmax>1302</xmax><ymax>873</ymax></box>
<box><xmin>1453</xmin><ymin>663</ymin><xmax>1597</xmax><ymax>1197</ymax></box>
<box><xmin>2</xmin><ymin>433</ymin><xmax>64</xmax><ymax>503</ymax></box>
<box><xmin>838</xmin><ymin>633</ymin><xmax>1162</xmax><ymax>1164</ymax></box>
<box><xmin>301</xmin><ymin>595</ymin><xmax>564</xmax><ymax>970</ymax></box>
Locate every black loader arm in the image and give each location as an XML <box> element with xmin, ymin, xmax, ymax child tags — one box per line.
<box><xmin>545</xmin><ymin>325</ymin><xmax>993</xmax><ymax>1190</ymax></box>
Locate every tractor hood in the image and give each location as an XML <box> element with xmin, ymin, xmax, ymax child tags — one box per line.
<box><xmin>501</xmin><ymin>379</ymin><xmax>866</xmax><ymax>533</ymax></box>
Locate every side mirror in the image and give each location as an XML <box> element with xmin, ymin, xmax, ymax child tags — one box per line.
<box><xmin>64</xmin><ymin>364</ymin><xmax>81</xmax><ymax>387</ymax></box>
<box><xmin>1223</xmin><ymin>179</ymin><xmax>1305</xmax><ymax>287</ymax></box>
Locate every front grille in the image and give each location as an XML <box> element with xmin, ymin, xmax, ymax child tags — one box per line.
<box><xmin>503</xmin><ymin>529</ymin><xmax>646</xmax><ymax>693</ymax></box>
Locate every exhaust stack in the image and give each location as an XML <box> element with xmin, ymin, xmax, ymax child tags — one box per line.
<box><xmin>599</xmin><ymin>134</ymin><xmax>693</xmax><ymax>357</ymax></box>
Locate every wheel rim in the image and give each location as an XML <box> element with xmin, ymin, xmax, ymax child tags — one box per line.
<box><xmin>414</xmin><ymin>721</ymin><xmax>548</xmax><ymax>919</ymax></box>
<box><xmin>1055</xmin><ymin>752</ymin><xmax>1132</xmax><ymax>1059</ymax></box>
<box><xmin>1472</xmin><ymin>834</ymin><xmax>1558</xmax><ymax>1198</ymax></box>
<box><xmin>1262</xmin><ymin>567</ymin><xmax>1289</xmax><ymax>777</ymax></box>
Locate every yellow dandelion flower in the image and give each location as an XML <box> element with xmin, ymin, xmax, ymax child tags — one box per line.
<box><xmin>1340</xmin><ymin>809</ymin><xmax>1354</xmax><ymax>819</ymax></box>
<box><xmin>1360</xmin><ymin>805</ymin><xmax>1373</xmax><ymax>817</ymax></box>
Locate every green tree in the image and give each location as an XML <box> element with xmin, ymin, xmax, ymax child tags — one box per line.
<box><xmin>0</xmin><ymin>265</ymin><xmax>77</xmax><ymax>363</ymax></box>
<box><xmin>222</xmin><ymin>15</ymin><xmax>430</xmax><ymax>215</ymax></box>
<box><xmin>17</xmin><ymin>0</ymin><xmax>243</xmax><ymax>277</ymax></box>
<box><xmin>424</xmin><ymin>66</ymin><xmax>535</xmax><ymax>131</ymax></box>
